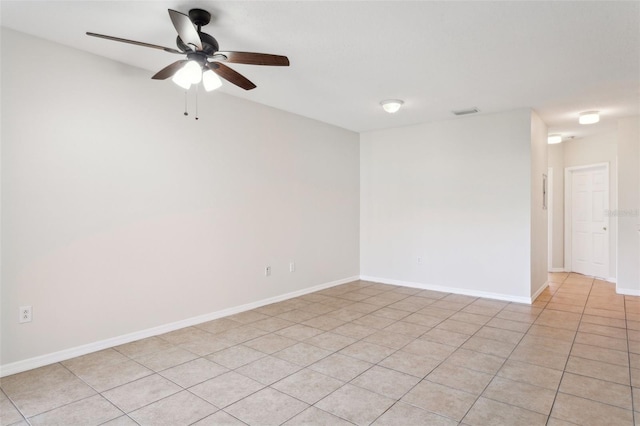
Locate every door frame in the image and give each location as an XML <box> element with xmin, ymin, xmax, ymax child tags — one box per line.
<box><xmin>564</xmin><ymin>162</ymin><xmax>609</xmax><ymax>276</ymax></box>
<box><xmin>547</xmin><ymin>167</ymin><xmax>553</xmax><ymax>271</ymax></box>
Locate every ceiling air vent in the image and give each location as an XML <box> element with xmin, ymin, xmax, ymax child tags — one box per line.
<box><xmin>452</xmin><ymin>107</ymin><xmax>480</xmax><ymax>116</ymax></box>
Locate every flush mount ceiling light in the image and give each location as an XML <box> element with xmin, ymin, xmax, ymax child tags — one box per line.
<box><xmin>547</xmin><ymin>134</ymin><xmax>563</xmax><ymax>144</ymax></box>
<box><xmin>579</xmin><ymin>111</ymin><xmax>600</xmax><ymax>125</ymax></box>
<box><xmin>381</xmin><ymin>99</ymin><xmax>404</xmax><ymax>114</ymax></box>
<box><xmin>452</xmin><ymin>107</ymin><xmax>479</xmax><ymax>116</ymax></box>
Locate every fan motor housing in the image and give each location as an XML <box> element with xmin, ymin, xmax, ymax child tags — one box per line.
<box><xmin>177</xmin><ymin>32</ymin><xmax>219</xmax><ymax>55</ymax></box>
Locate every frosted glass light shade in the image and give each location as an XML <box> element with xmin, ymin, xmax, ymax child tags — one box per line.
<box><xmin>381</xmin><ymin>99</ymin><xmax>404</xmax><ymax>113</ymax></box>
<box><xmin>202</xmin><ymin>70</ymin><xmax>222</xmax><ymax>92</ymax></box>
<box><xmin>184</xmin><ymin>61</ymin><xmax>202</xmax><ymax>84</ymax></box>
<box><xmin>172</xmin><ymin>61</ymin><xmax>203</xmax><ymax>89</ymax></box>
<box><xmin>579</xmin><ymin>111</ymin><xmax>600</xmax><ymax>125</ymax></box>
<box><xmin>547</xmin><ymin>134</ymin><xmax>562</xmax><ymax>144</ymax></box>
<box><xmin>172</xmin><ymin>67</ymin><xmax>192</xmax><ymax>90</ymax></box>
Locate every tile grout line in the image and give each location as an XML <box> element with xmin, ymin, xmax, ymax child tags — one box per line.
<box><xmin>544</xmin><ymin>281</ymin><xmax>638</xmax><ymax>414</ymax></box>
<box><xmin>265</xmin><ymin>286</ymin><xmax>461</xmax><ymax>424</ymax></box>
<box><xmin>543</xmin><ymin>275</ymin><xmax>636</xmax><ymax>425</ymax></box>
<box><xmin>5</xmin><ymin>284</ymin><xmax>437</xmax><ymax>423</ymax></box>
<box><xmin>58</xmin><ymin>346</ymin><xmax>191</xmax><ymax>424</ymax></box>
<box><xmin>313</xmin><ymin>289</ymin><xmax>463</xmax><ymax>424</ymax></box>
<box><xmin>1</xmin><ymin>386</ymin><xmax>33</xmax><ymax>426</ymax></box>
<box><xmin>3</xmin><ymin>276</ymin><xmax>637</xmax><ymax>425</ymax></box>
<box><xmin>456</xmin><ymin>287</ymin><xmax>549</xmax><ymax>424</ymax></box>
<box><xmin>545</xmin><ymin>274</ymin><xmax>591</xmax><ymax>426</ymax></box>
<box><xmin>190</xmin><ymin>281</ymin><xmax>411</xmax><ymax>425</ymax></box>
<box><xmin>280</xmin><ymin>286</ymin><xmax>422</xmax><ymax>424</ymax></box>
<box><xmin>272</xmin><ymin>282</ymin><xmax>421</xmax><ymax>425</ymax></box>
<box><xmin>369</xmin><ymin>292</ymin><xmax>547</xmax><ymax>423</ymax></box>
<box><xmin>625</xmin><ymin>295</ymin><xmax>637</xmax><ymax>425</ymax></box>
<box><xmin>18</xmin><ymin>361</ymin><xmax>121</xmax><ymax>425</ymax></box>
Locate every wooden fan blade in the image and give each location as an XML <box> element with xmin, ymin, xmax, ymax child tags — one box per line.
<box><xmin>168</xmin><ymin>9</ymin><xmax>202</xmax><ymax>50</ymax></box>
<box><xmin>216</xmin><ymin>51</ymin><xmax>290</xmax><ymax>66</ymax></box>
<box><xmin>86</xmin><ymin>32</ymin><xmax>184</xmax><ymax>54</ymax></box>
<box><xmin>206</xmin><ymin>63</ymin><xmax>256</xmax><ymax>90</ymax></box>
<box><xmin>152</xmin><ymin>60</ymin><xmax>188</xmax><ymax>80</ymax></box>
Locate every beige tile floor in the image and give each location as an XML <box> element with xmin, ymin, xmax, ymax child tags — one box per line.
<box><xmin>1</xmin><ymin>273</ymin><xmax>639</xmax><ymax>425</ymax></box>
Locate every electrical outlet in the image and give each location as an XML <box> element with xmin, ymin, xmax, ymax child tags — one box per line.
<box><xmin>289</xmin><ymin>262</ymin><xmax>295</xmax><ymax>272</ymax></box>
<box><xmin>417</xmin><ymin>256</ymin><xmax>423</xmax><ymax>265</ymax></box>
<box><xmin>265</xmin><ymin>266</ymin><xmax>271</xmax><ymax>277</ymax></box>
<box><xmin>19</xmin><ymin>306</ymin><xmax>32</xmax><ymax>323</ymax></box>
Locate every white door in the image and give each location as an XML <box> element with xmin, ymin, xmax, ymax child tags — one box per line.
<box><xmin>570</xmin><ymin>165</ymin><xmax>609</xmax><ymax>278</ymax></box>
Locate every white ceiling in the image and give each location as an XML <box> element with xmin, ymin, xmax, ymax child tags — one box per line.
<box><xmin>2</xmin><ymin>1</ymin><xmax>639</xmax><ymax>137</ymax></box>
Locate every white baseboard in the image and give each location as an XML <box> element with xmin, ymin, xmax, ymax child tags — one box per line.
<box><xmin>548</xmin><ymin>268</ymin><xmax>566</xmax><ymax>273</ymax></box>
<box><xmin>617</xmin><ymin>287</ymin><xmax>640</xmax><ymax>296</ymax></box>
<box><xmin>359</xmin><ymin>275</ymin><xmax>533</xmax><ymax>304</ymax></box>
<box><xmin>607</xmin><ymin>277</ymin><xmax>617</xmax><ymax>284</ymax></box>
<box><xmin>0</xmin><ymin>275</ymin><xmax>359</xmax><ymax>378</ymax></box>
<box><xmin>531</xmin><ymin>281</ymin><xmax>549</xmax><ymax>302</ymax></box>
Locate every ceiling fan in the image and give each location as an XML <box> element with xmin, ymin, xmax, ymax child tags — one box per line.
<box><xmin>87</xmin><ymin>8</ymin><xmax>289</xmax><ymax>92</ymax></box>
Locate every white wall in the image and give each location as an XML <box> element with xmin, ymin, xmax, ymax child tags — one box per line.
<box><xmin>530</xmin><ymin>111</ymin><xmax>548</xmax><ymax>296</ymax></box>
<box><xmin>617</xmin><ymin>116</ymin><xmax>640</xmax><ymax>294</ymax></box>
<box><xmin>548</xmin><ymin>132</ymin><xmax>618</xmax><ymax>280</ymax></box>
<box><xmin>548</xmin><ymin>143</ymin><xmax>564</xmax><ymax>269</ymax></box>
<box><xmin>1</xmin><ymin>29</ymin><xmax>360</xmax><ymax>367</ymax></box>
<box><xmin>360</xmin><ymin>109</ymin><xmax>534</xmax><ymax>301</ymax></box>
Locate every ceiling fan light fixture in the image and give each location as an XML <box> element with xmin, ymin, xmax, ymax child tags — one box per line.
<box><xmin>381</xmin><ymin>99</ymin><xmax>404</xmax><ymax>114</ymax></box>
<box><xmin>578</xmin><ymin>111</ymin><xmax>600</xmax><ymax>125</ymax></box>
<box><xmin>171</xmin><ymin>67</ymin><xmax>192</xmax><ymax>90</ymax></box>
<box><xmin>184</xmin><ymin>60</ymin><xmax>202</xmax><ymax>84</ymax></box>
<box><xmin>202</xmin><ymin>69</ymin><xmax>222</xmax><ymax>92</ymax></box>
<box><xmin>87</xmin><ymin>7</ymin><xmax>290</xmax><ymax>101</ymax></box>
<box><xmin>547</xmin><ymin>134</ymin><xmax>563</xmax><ymax>144</ymax></box>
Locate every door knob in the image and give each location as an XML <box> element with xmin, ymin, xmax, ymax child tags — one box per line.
<box><xmin>603</xmin><ymin>227</ymin><xmax>607</xmax><ymax>231</ymax></box>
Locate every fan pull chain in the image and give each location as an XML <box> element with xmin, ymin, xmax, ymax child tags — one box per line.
<box><xmin>183</xmin><ymin>90</ymin><xmax>189</xmax><ymax>116</ymax></box>
<box><xmin>195</xmin><ymin>83</ymin><xmax>199</xmax><ymax>120</ymax></box>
